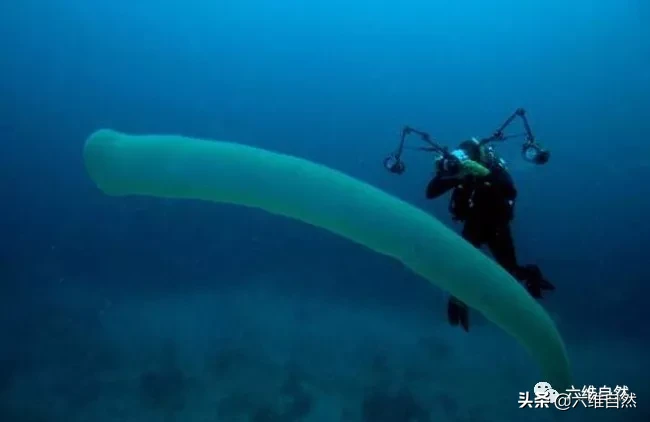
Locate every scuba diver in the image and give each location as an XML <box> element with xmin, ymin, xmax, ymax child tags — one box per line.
<box><xmin>382</xmin><ymin>108</ymin><xmax>555</xmax><ymax>332</ymax></box>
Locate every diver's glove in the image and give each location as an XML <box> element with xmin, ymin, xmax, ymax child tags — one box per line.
<box><xmin>436</xmin><ymin>154</ymin><xmax>461</xmax><ymax>177</ymax></box>
<box><xmin>517</xmin><ymin>264</ymin><xmax>555</xmax><ymax>298</ymax></box>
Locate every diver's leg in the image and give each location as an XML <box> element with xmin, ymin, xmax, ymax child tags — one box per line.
<box><xmin>461</xmin><ymin>218</ymin><xmax>484</xmax><ymax>248</ymax></box>
<box><xmin>487</xmin><ymin>224</ymin><xmax>555</xmax><ymax>298</ymax></box>
<box><xmin>486</xmin><ymin>223</ymin><xmax>519</xmax><ymax>276</ymax></box>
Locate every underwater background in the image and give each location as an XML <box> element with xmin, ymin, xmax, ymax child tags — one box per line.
<box><xmin>1</xmin><ymin>0</ymin><xmax>649</xmax><ymax>421</ymax></box>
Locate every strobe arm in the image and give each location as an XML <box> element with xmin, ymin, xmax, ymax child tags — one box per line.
<box><xmin>481</xmin><ymin>108</ymin><xmax>534</xmax><ymax>144</ymax></box>
<box><xmin>482</xmin><ymin>108</ymin><xmax>550</xmax><ymax>165</ymax></box>
<box><xmin>383</xmin><ymin>126</ymin><xmax>450</xmax><ymax>175</ymax></box>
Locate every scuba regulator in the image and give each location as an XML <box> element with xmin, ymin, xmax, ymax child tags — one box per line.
<box><xmin>382</xmin><ymin>108</ymin><xmax>550</xmax><ymax>175</ymax></box>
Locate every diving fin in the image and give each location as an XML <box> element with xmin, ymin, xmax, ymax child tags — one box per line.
<box><xmin>447</xmin><ymin>296</ymin><xmax>470</xmax><ymax>332</ymax></box>
<box><xmin>519</xmin><ymin>264</ymin><xmax>555</xmax><ymax>298</ymax></box>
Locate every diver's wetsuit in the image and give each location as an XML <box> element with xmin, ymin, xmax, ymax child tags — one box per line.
<box><xmin>426</xmin><ymin>162</ymin><xmax>518</xmax><ymax>274</ymax></box>
<box><xmin>426</xmin><ymin>159</ymin><xmax>553</xmax><ymax>331</ymax></box>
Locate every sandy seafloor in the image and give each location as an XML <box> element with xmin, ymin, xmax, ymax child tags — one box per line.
<box><xmin>0</xmin><ymin>276</ymin><xmax>646</xmax><ymax>422</ymax></box>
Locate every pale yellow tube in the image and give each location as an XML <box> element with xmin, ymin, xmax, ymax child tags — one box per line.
<box><xmin>83</xmin><ymin>128</ymin><xmax>571</xmax><ymax>388</ymax></box>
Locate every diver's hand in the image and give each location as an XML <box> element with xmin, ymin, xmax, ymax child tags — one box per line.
<box><xmin>435</xmin><ymin>156</ymin><xmax>461</xmax><ymax>177</ymax></box>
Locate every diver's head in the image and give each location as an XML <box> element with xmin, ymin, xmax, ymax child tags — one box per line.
<box><xmin>454</xmin><ymin>137</ymin><xmax>501</xmax><ymax>168</ymax></box>
<box><xmin>456</xmin><ymin>137</ymin><xmax>494</xmax><ymax>162</ymax></box>
<box><xmin>456</xmin><ymin>138</ymin><xmax>482</xmax><ymax>162</ymax></box>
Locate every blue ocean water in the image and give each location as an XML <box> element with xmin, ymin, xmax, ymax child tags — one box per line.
<box><xmin>1</xmin><ymin>0</ymin><xmax>648</xmax><ymax>421</ymax></box>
